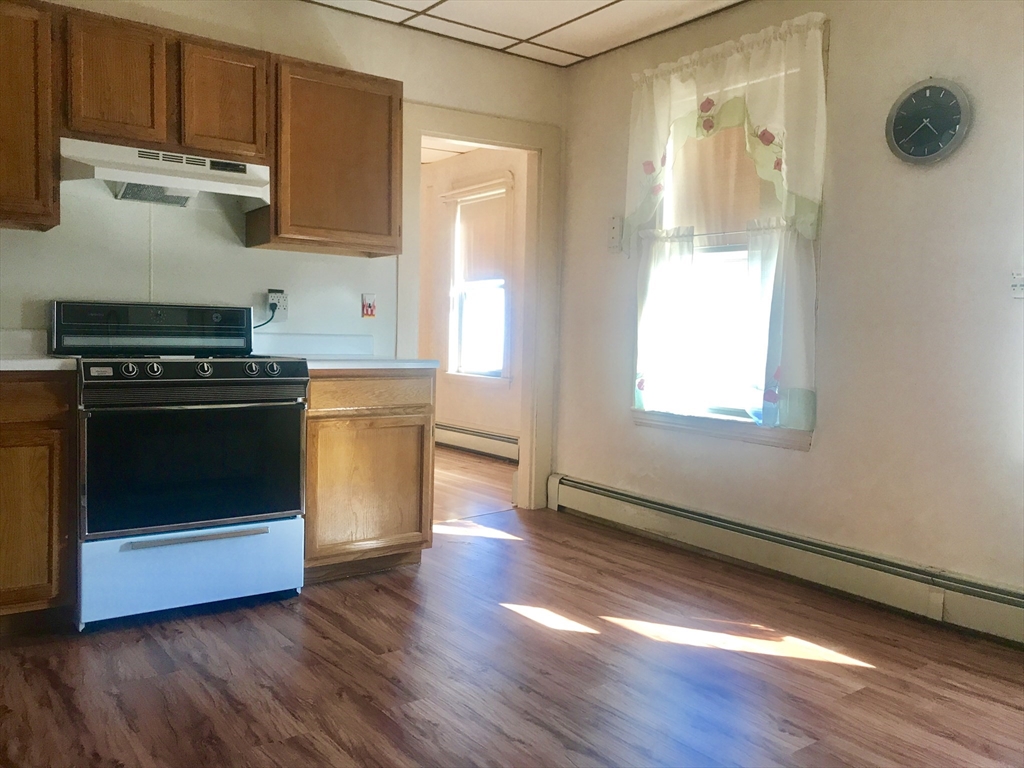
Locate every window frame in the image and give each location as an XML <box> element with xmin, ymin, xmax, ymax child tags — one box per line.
<box><xmin>632</xmin><ymin>131</ymin><xmax>814</xmax><ymax>447</ymax></box>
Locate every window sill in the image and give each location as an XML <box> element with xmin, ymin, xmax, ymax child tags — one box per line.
<box><xmin>444</xmin><ymin>370</ymin><xmax>512</xmax><ymax>384</ymax></box>
<box><xmin>631</xmin><ymin>408</ymin><xmax>812</xmax><ymax>451</ymax></box>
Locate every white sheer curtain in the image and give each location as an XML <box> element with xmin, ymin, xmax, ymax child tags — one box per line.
<box><xmin>748</xmin><ymin>221</ymin><xmax>817</xmax><ymax>428</ymax></box>
<box><xmin>635</xmin><ymin>227</ymin><xmax>695</xmax><ymax>414</ymax></box>
<box><xmin>629</xmin><ymin>13</ymin><xmax>826</xmax><ymax>431</ymax></box>
<box><xmin>624</xmin><ymin>12</ymin><xmax>827</xmax><ymax>249</ymax></box>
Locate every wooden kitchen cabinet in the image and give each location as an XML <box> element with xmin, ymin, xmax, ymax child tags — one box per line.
<box><xmin>181</xmin><ymin>41</ymin><xmax>267</xmax><ymax>158</ymax></box>
<box><xmin>304</xmin><ymin>370</ymin><xmax>434</xmax><ymax>582</ymax></box>
<box><xmin>0</xmin><ymin>1</ymin><xmax>57</xmax><ymax>230</ymax></box>
<box><xmin>246</xmin><ymin>60</ymin><xmax>403</xmax><ymax>256</ymax></box>
<box><xmin>66</xmin><ymin>13</ymin><xmax>167</xmax><ymax>142</ymax></box>
<box><xmin>0</xmin><ymin>372</ymin><xmax>75</xmax><ymax>616</ymax></box>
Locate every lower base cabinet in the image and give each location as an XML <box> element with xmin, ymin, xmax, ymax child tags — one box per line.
<box><xmin>304</xmin><ymin>369</ymin><xmax>434</xmax><ymax>582</ymax></box>
<box><xmin>0</xmin><ymin>373</ymin><xmax>74</xmax><ymax>617</ymax></box>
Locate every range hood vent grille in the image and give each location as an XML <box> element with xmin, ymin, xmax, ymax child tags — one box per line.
<box><xmin>114</xmin><ymin>182</ymin><xmax>194</xmax><ymax>207</ymax></box>
<box><xmin>61</xmin><ymin>138</ymin><xmax>271</xmax><ymax>206</ymax></box>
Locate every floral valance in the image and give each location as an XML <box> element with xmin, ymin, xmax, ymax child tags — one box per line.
<box><xmin>624</xmin><ymin>13</ymin><xmax>827</xmax><ymax>248</ymax></box>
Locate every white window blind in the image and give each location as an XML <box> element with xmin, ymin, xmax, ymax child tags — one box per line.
<box><xmin>457</xmin><ymin>192</ymin><xmax>507</xmax><ymax>282</ymax></box>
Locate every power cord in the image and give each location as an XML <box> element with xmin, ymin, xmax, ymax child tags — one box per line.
<box><xmin>253</xmin><ymin>302</ymin><xmax>277</xmax><ymax>329</ymax></box>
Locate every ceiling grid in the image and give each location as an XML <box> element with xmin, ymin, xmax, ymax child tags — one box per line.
<box><xmin>307</xmin><ymin>0</ymin><xmax>745</xmax><ymax>67</ymax></box>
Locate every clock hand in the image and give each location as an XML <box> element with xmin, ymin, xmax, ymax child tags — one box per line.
<box><xmin>899</xmin><ymin>120</ymin><xmax>928</xmax><ymax>145</ymax></box>
<box><xmin>923</xmin><ymin>118</ymin><xmax>939</xmax><ymax>135</ymax></box>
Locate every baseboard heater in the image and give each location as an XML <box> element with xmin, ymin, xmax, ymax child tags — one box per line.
<box><xmin>436</xmin><ymin>423</ymin><xmax>518</xmax><ymax>461</ymax></box>
<box><xmin>549</xmin><ymin>475</ymin><xmax>1024</xmax><ymax>643</ymax></box>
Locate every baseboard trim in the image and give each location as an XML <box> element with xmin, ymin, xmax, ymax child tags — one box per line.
<box><xmin>436</xmin><ymin>424</ymin><xmax>519</xmax><ymax>461</ymax></box>
<box><xmin>549</xmin><ymin>474</ymin><xmax>1024</xmax><ymax>643</ymax></box>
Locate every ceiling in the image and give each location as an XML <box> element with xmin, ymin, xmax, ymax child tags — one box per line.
<box><xmin>420</xmin><ymin>136</ymin><xmax>492</xmax><ymax>163</ymax></box>
<box><xmin>308</xmin><ymin>0</ymin><xmax>745</xmax><ymax>67</ymax></box>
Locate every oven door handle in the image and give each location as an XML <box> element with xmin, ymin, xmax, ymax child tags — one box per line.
<box><xmin>81</xmin><ymin>400</ymin><xmax>307</xmax><ymax>415</ymax></box>
<box><xmin>124</xmin><ymin>526</ymin><xmax>271</xmax><ymax>550</ymax></box>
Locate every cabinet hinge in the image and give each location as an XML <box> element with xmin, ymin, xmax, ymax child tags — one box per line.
<box><xmin>398</xmin><ymin>224</ymin><xmax>402</xmax><ymax>237</ymax></box>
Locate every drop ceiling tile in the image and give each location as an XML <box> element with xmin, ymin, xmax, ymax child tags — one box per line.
<box><xmin>388</xmin><ymin>0</ymin><xmax>437</xmax><ymax>10</ymax></box>
<box><xmin>311</xmin><ymin>0</ymin><xmax>414</xmax><ymax>22</ymax></box>
<box><xmin>533</xmin><ymin>0</ymin><xmax>743</xmax><ymax>57</ymax></box>
<box><xmin>405</xmin><ymin>14</ymin><xmax>519</xmax><ymax>49</ymax></box>
<box><xmin>430</xmin><ymin>0</ymin><xmax>612</xmax><ymax>42</ymax></box>
<box><xmin>506</xmin><ymin>42</ymin><xmax>583</xmax><ymax>67</ymax></box>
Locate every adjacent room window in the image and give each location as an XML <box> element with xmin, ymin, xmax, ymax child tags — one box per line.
<box><xmin>625</xmin><ymin>13</ymin><xmax>827</xmax><ymax>431</ymax></box>
<box><xmin>449</xmin><ymin>188</ymin><xmax>510</xmax><ymax>377</ymax></box>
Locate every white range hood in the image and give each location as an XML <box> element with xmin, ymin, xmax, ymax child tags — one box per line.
<box><xmin>60</xmin><ymin>137</ymin><xmax>271</xmax><ymax>207</ymax></box>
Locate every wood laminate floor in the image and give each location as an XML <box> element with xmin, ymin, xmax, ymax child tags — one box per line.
<box><xmin>433</xmin><ymin>445</ymin><xmax>516</xmax><ymax>521</ymax></box>
<box><xmin>1</xmin><ymin>450</ymin><xmax>1022</xmax><ymax>767</ymax></box>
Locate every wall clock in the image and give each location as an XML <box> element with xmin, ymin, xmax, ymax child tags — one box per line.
<box><xmin>886</xmin><ymin>78</ymin><xmax>971</xmax><ymax>164</ymax></box>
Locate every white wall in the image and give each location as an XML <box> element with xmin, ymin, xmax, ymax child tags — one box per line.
<box><xmin>0</xmin><ymin>0</ymin><xmax>567</xmax><ymax>356</ymax></box>
<box><xmin>419</xmin><ymin>148</ymin><xmax>529</xmax><ymax>438</ymax></box>
<box><xmin>0</xmin><ymin>182</ymin><xmax>395</xmax><ymax>352</ymax></box>
<box><xmin>557</xmin><ymin>0</ymin><xmax>1024</xmax><ymax>590</ymax></box>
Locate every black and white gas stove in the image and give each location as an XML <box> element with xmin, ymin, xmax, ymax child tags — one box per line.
<box><xmin>51</xmin><ymin>300</ymin><xmax>307</xmax><ymax>629</ymax></box>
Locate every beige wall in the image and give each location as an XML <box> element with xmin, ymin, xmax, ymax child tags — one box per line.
<box><xmin>419</xmin><ymin>148</ymin><xmax>529</xmax><ymax>438</ymax></box>
<box><xmin>0</xmin><ymin>182</ymin><xmax>398</xmax><ymax>350</ymax></box>
<box><xmin>0</xmin><ymin>0</ymin><xmax>567</xmax><ymax>356</ymax></box>
<box><xmin>557</xmin><ymin>0</ymin><xmax>1024</xmax><ymax>589</ymax></box>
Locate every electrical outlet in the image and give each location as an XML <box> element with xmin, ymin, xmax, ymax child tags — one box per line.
<box><xmin>267</xmin><ymin>289</ymin><xmax>288</xmax><ymax>322</ymax></box>
<box><xmin>1012</xmin><ymin>272</ymin><xmax>1024</xmax><ymax>299</ymax></box>
<box><xmin>362</xmin><ymin>293</ymin><xmax>376</xmax><ymax>318</ymax></box>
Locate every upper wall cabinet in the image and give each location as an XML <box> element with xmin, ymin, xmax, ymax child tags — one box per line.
<box><xmin>67</xmin><ymin>14</ymin><xmax>167</xmax><ymax>142</ymax></box>
<box><xmin>247</xmin><ymin>61</ymin><xmax>402</xmax><ymax>256</ymax></box>
<box><xmin>181</xmin><ymin>42</ymin><xmax>266</xmax><ymax>158</ymax></box>
<box><xmin>0</xmin><ymin>1</ymin><xmax>56</xmax><ymax>230</ymax></box>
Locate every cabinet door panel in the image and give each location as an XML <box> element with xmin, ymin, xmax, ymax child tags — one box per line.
<box><xmin>68</xmin><ymin>15</ymin><xmax>167</xmax><ymax>142</ymax></box>
<box><xmin>0</xmin><ymin>429</ymin><xmax>61</xmax><ymax>610</ymax></box>
<box><xmin>306</xmin><ymin>414</ymin><xmax>428</xmax><ymax>564</ymax></box>
<box><xmin>182</xmin><ymin>42</ymin><xmax>266</xmax><ymax>157</ymax></box>
<box><xmin>0</xmin><ymin>2</ymin><xmax>54</xmax><ymax>225</ymax></box>
<box><xmin>277</xmin><ymin>63</ymin><xmax>401</xmax><ymax>252</ymax></box>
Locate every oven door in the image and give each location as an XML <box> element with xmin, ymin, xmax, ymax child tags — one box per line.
<box><xmin>82</xmin><ymin>402</ymin><xmax>304</xmax><ymax>539</ymax></box>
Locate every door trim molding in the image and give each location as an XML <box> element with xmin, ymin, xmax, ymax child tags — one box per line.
<box><xmin>404</xmin><ymin>103</ymin><xmax>562</xmax><ymax>509</ymax></box>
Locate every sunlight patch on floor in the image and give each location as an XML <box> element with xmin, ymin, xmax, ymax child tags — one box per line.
<box><xmin>602</xmin><ymin>617</ymin><xmax>873</xmax><ymax>666</ymax></box>
<box><xmin>433</xmin><ymin>520</ymin><xmax>522</xmax><ymax>540</ymax></box>
<box><xmin>501</xmin><ymin>604</ymin><xmax>600</xmax><ymax>633</ymax></box>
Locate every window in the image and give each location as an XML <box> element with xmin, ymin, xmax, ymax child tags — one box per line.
<box><xmin>636</xmin><ymin>128</ymin><xmax>781</xmax><ymax>422</ymax></box>
<box><xmin>448</xmin><ymin>188</ymin><xmax>510</xmax><ymax>377</ymax></box>
<box><xmin>625</xmin><ymin>14</ymin><xmax>826</xmax><ymax>435</ymax></box>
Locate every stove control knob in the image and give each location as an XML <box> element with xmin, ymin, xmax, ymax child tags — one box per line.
<box><xmin>244</xmin><ymin>361</ymin><xmax>260</xmax><ymax>377</ymax></box>
<box><xmin>196</xmin><ymin>361</ymin><xmax>214</xmax><ymax>378</ymax></box>
<box><xmin>265</xmin><ymin>361</ymin><xmax>281</xmax><ymax>377</ymax></box>
<box><xmin>146</xmin><ymin>362</ymin><xmax>164</xmax><ymax>378</ymax></box>
<box><xmin>121</xmin><ymin>362</ymin><xmax>139</xmax><ymax>378</ymax></box>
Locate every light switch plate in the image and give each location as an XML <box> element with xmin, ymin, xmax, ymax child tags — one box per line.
<box><xmin>608</xmin><ymin>216</ymin><xmax>623</xmax><ymax>254</ymax></box>
<box><xmin>1012</xmin><ymin>272</ymin><xmax>1023</xmax><ymax>299</ymax></box>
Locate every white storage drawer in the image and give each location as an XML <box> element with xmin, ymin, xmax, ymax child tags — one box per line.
<box><xmin>80</xmin><ymin>517</ymin><xmax>304</xmax><ymax>627</ymax></box>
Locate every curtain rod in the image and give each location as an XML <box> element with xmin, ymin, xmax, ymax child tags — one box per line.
<box><xmin>693</xmin><ymin>229</ymin><xmax>748</xmax><ymax>237</ymax></box>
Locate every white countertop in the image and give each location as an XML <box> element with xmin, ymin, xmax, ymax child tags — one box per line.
<box><xmin>0</xmin><ymin>330</ymin><xmax>438</xmax><ymax>372</ymax></box>
<box><xmin>0</xmin><ymin>356</ymin><xmax>438</xmax><ymax>372</ymax></box>
<box><xmin>0</xmin><ymin>356</ymin><xmax>78</xmax><ymax>372</ymax></box>
<box><xmin>306</xmin><ymin>357</ymin><xmax>439</xmax><ymax>370</ymax></box>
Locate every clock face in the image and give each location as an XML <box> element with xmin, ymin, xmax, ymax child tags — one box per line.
<box><xmin>886</xmin><ymin>79</ymin><xmax>971</xmax><ymax>163</ymax></box>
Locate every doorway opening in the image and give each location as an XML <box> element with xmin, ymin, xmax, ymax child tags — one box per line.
<box><xmin>418</xmin><ymin>135</ymin><xmax>531</xmax><ymax>511</ymax></box>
